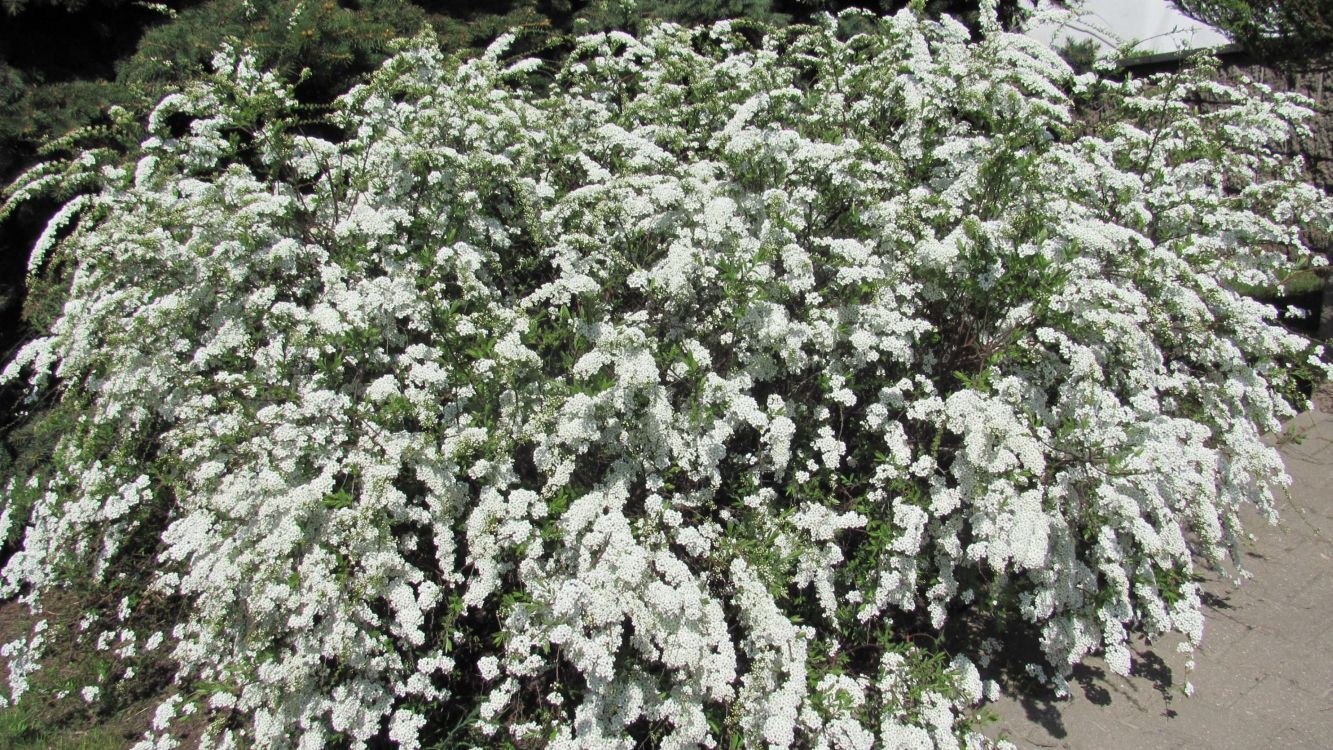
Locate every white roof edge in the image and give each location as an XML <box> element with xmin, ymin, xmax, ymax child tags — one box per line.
<box><xmin>1023</xmin><ymin>0</ymin><xmax>1232</xmax><ymax>56</ymax></box>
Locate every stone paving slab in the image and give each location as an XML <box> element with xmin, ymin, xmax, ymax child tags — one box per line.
<box><xmin>985</xmin><ymin>408</ymin><xmax>1333</xmax><ymax>750</ymax></box>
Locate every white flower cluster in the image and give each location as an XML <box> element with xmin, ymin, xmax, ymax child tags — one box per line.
<box><xmin>1</xmin><ymin>4</ymin><xmax>1328</xmax><ymax>749</ymax></box>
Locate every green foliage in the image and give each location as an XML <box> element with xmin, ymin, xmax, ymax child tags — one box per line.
<box><xmin>122</xmin><ymin>0</ymin><xmax>426</xmax><ymax>102</ymax></box>
<box><xmin>0</xmin><ymin>1</ymin><xmax>555</xmax><ymax>177</ymax></box>
<box><xmin>0</xmin><ymin>600</ymin><xmax>171</xmax><ymax>750</ymax></box>
<box><xmin>1055</xmin><ymin>35</ymin><xmax>1099</xmax><ymax>74</ymax></box>
<box><xmin>1170</xmin><ymin>0</ymin><xmax>1333</xmax><ymax>66</ymax></box>
<box><xmin>572</xmin><ymin>0</ymin><xmax>793</xmax><ymax>31</ymax></box>
<box><xmin>569</xmin><ymin>0</ymin><xmax>1039</xmax><ymax>34</ymax></box>
<box><xmin>0</xmin><ymin>0</ymin><xmax>1045</xmax><ymax>182</ymax></box>
<box><xmin>0</xmin><ymin>76</ymin><xmax>120</xmax><ymax>155</ymax></box>
<box><xmin>898</xmin><ymin>0</ymin><xmax>1033</xmax><ymax>30</ymax></box>
<box><xmin>1</xmin><ymin>0</ymin><xmax>129</xmax><ymax>14</ymax></box>
<box><xmin>0</xmin><ymin>705</ymin><xmax>126</xmax><ymax>750</ymax></box>
<box><xmin>0</xmin><ymin>0</ymin><xmax>1048</xmax><ymax>187</ymax></box>
<box><xmin>121</xmin><ymin>1</ymin><xmax>561</xmax><ymax>104</ymax></box>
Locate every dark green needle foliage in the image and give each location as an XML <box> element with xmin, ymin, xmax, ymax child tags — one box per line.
<box><xmin>1170</xmin><ymin>0</ymin><xmax>1333</xmax><ymax>67</ymax></box>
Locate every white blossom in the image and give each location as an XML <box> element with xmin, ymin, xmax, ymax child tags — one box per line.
<box><xmin>0</xmin><ymin>9</ymin><xmax>1325</xmax><ymax>750</ymax></box>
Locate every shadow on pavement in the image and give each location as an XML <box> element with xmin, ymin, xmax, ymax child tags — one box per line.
<box><xmin>1017</xmin><ymin>692</ymin><xmax>1069</xmax><ymax>739</ymax></box>
<box><xmin>995</xmin><ymin>643</ymin><xmax>1183</xmax><ymax>737</ymax></box>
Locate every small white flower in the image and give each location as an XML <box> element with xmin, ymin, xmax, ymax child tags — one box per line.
<box><xmin>477</xmin><ymin>656</ymin><xmax>500</xmax><ymax>682</ymax></box>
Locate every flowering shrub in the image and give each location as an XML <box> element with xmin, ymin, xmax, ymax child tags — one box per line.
<box><xmin>1</xmin><ymin>5</ymin><xmax>1330</xmax><ymax>749</ymax></box>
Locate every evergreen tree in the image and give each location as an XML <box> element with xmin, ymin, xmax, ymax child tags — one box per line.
<box><xmin>1171</xmin><ymin>0</ymin><xmax>1333</xmax><ymax>67</ymax></box>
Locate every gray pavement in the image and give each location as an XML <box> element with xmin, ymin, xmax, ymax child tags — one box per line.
<box><xmin>984</xmin><ymin>408</ymin><xmax>1333</xmax><ymax>750</ymax></box>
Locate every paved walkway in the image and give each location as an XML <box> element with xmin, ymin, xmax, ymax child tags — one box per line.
<box><xmin>985</xmin><ymin>408</ymin><xmax>1333</xmax><ymax>750</ymax></box>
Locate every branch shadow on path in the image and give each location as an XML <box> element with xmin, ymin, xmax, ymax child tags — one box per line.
<box><xmin>995</xmin><ymin>640</ymin><xmax>1182</xmax><ymax>741</ymax></box>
